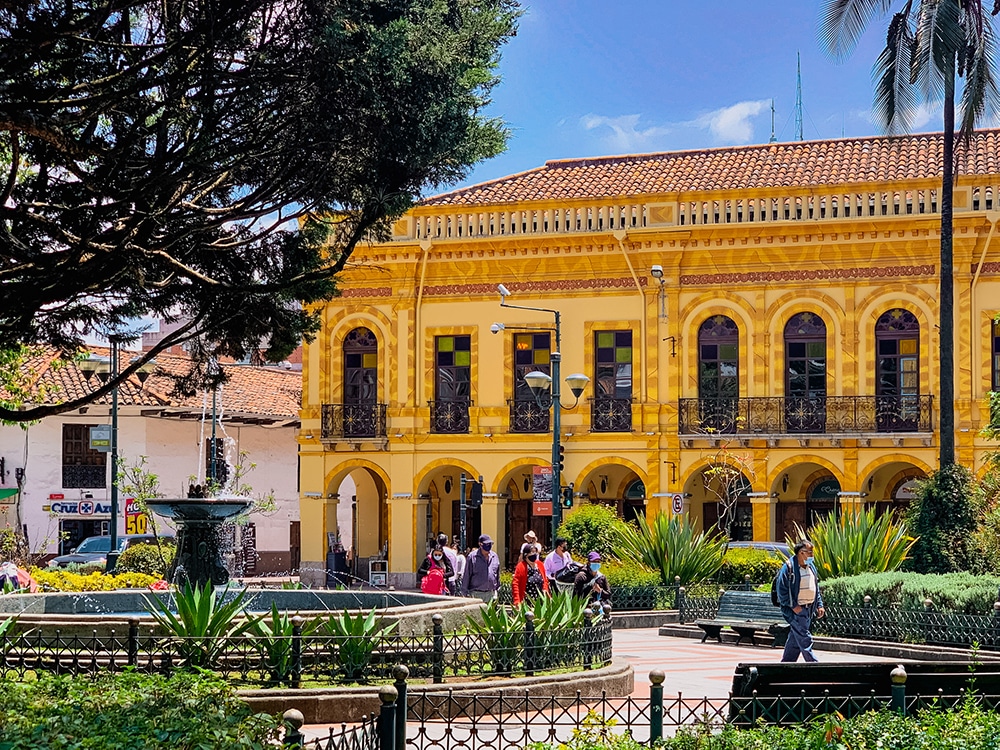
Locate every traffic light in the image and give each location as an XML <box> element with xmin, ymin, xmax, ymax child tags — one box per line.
<box><xmin>467</xmin><ymin>480</ymin><xmax>483</xmax><ymax>509</ymax></box>
<box><xmin>557</xmin><ymin>444</ymin><xmax>565</xmax><ymax>475</ymax></box>
<box><xmin>561</xmin><ymin>484</ymin><xmax>573</xmax><ymax>509</ymax></box>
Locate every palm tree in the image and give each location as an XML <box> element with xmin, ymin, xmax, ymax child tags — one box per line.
<box><xmin>821</xmin><ymin>1</ymin><xmax>1000</xmax><ymax>467</ymax></box>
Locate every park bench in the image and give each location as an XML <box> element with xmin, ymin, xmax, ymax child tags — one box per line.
<box><xmin>694</xmin><ymin>590</ymin><xmax>789</xmax><ymax>647</ymax></box>
<box><xmin>729</xmin><ymin>660</ymin><xmax>1000</xmax><ymax>724</ymax></box>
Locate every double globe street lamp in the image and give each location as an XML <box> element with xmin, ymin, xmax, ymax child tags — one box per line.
<box><xmin>493</xmin><ymin>284</ymin><xmax>589</xmax><ymax>541</ymax></box>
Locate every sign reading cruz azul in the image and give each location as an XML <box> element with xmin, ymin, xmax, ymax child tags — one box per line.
<box><xmin>49</xmin><ymin>501</ymin><xmax>112</xmax><ymax>516</ymax></box>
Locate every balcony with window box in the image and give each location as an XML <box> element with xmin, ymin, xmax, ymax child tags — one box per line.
<box><xmin>429</xmin><ymin>400</ymin><xmax>471</xmax><ymax>434</ymax></box>
<box><xmin>508</xmin><ymin>398</ymin><xmax>550</xmax><ymax>433</ymax></box>
<box><xmin>321</xmin><ymin>403</ymin><xmax>388</xmax><ymax>441</ymax></box>
<box><xmin>590</xmin><ymin>397</ymin><xmax>634</xmax><ymax>433</ymax></box>
<box><xmin>678</xmin><ymin>395</ymin><xmax>933</xmax><ymax>436</ymax></box>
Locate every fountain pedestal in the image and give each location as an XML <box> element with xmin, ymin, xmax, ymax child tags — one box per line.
<box><xmin>145</xmin><ymin>497</ymin><xmax>252</xmax><ymax>588</ymax></box>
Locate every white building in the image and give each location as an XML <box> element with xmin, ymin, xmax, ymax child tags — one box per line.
<box><xmin>0</xmin><ymin>348</ymin><xmax>306</xmax><ymax>574</ymax></box>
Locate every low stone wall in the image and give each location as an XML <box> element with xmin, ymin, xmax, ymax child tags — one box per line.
<box><xmin>239</xmin><ymin>658</ymin><xmax>635</xmax><ymax>724</ymax></box>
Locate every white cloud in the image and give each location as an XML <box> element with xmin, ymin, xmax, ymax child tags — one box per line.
<box><xmin>580</xmin><ymin>113</ymin><xmax>671</xmax><ymax>152</ymax></box>
<box><xmin>689</xmin><ymin>100</ymin><xmax>769</xmax><ymax>144</ymax></box>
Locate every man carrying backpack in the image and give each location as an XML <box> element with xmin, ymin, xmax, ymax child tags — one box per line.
<box><xmin>774</xmin><ymin>540</ymin><xmax>825</xmax><ymax>662</ymax></box>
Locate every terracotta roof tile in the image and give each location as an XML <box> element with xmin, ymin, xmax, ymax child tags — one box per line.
<box><xmin>423</xmin><ymin>131</ymin><xmax>1000</xmax><ymax>207</ymax></box>
<box><xmin>6</xmin><ymin>348</ymin><xmax>300</xmax><ymax>418</ymax></box>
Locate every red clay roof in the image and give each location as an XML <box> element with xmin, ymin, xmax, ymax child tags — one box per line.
<box><xmin>9</xmin><ymin>348</ymin><xmax>301</xmax><ymax>418</ymax></box>
<box><xmin>422</xmin><ymin>130</ymin><xmax>1000</xmax><ymax>207</ymax></box>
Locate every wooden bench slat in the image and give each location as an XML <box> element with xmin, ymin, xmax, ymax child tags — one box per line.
<box><xmin>695</xmin><ymin>591</ymin><xmax>787</xmax><ymax>647</ymax></box>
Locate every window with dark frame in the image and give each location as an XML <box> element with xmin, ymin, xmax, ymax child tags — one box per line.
<box><xmin>432</xmin><ymin>334</ymin><xmax>472</xmax><ymax>433</ymax></box>
<box><xmin>696</xmin><ymin>316</ymin><xmax>739</xmax><ymax>432</ymax></box>
<box><xmin>784</xmin><ymin>312</ymin><xmax>827</xmax><ymax>433</ymax></box>
<box><xmin>510</xmin><ymin>332</ymin><xmax>551</xmax><ymax>433</ymax></box>
<box><xmin>992</xmin><ymin>319</ymin><xmax>1000</xmax><ymax>425</ymax></box>
<box><xmin>875</xmin><ymin>308</ymin><xmax>921</xmax><ymax>431</ymax></box>
<box><xmin>592</xmin><ymin>330</ymin><xmax>633</xmax><ymax>432</ymax></box>
<box><xmin>62</xmin><ymin>424</ymin><xmax>107</xmax><ymax>488</ymax></box>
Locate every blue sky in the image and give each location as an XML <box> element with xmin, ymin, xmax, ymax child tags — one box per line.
<box><xmin>453</xmin><ymin>0</ymin><xmax>945</xmax><ymax>191</ymax></box>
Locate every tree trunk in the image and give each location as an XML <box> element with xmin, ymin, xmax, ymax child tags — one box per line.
<box><xmin>939</xmin><ymin>62</ymin><xmax>956</xmax><ymax>467</ymax></box>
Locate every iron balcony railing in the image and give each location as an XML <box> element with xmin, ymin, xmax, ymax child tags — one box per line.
<box><xmin>321</xmin><ymin>403</ymin><xmax>387</xmax><ymax>440</ymax></box>
<box><xmin>678</xmin><ymin>395</ymin><xmax>933</xmax><ymax>435</ymax></box>
<box><xmin>61</xmin><ymin>464</ymin><xmax>106</xmax><ymax>489</ymax></box>
<box><xmin>507</xmin><ymin>398</ymin><xmax>550</xmax><ymax>433</ymax></box>
<box><xmin>590</xmin><ymin>397</ymin><xmax>633</xmax><ymax>432</ymax></box>
<box><xmin>428</xmin><ymin>400</ymin><xmax>471</xmax><ymax>433</ymax></box>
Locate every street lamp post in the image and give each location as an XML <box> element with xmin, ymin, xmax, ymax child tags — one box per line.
<box><xmin>494</xmin><ymin>285</ymin><xmax>589</xmax><ymax>542</ymax></box>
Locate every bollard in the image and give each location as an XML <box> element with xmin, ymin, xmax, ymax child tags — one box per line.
<box><xmin>523</xmin><ymin>611</ymin><xmax>536</xmax><ymax>677</ymax></box>
<box><xmin>282</xmin><ymin>708</ymin><xmax>305</xmax><ymax>748</ymax></box>
<box><xmin>863</xmin><ymin>595</ymin><xmax>873</xmax><ymax>640</ymax></box>
<box><xmin>744</xmin><ymin>574</ymin><xmax>752</xmax><ymax>592</ymax></box>
<box><xmin>290</xmin><ymin>615</ymin><xmax>304</xmax><ymax>689</ymax></box>
<box><xmin>677</xmin><ymin>586</ymin><xmax>687</xmax><ymax>624</ymax></box>
<box><xmin>432</xmin><ymin>614</ymin><xmax>444</xmax><ymax>684</ymax></box>
<box><xmin>582</xmin><ymin>608</ymin><xmax>593</xmax><ymax>671</ymax></box>
<box><xmin>649</xmin><ymin>670</ymin><xmax>665</xmax><ymax>742</ymax></box>
<box><xmin>993</xmin><ymin>601</ymin><xmax>1000</xmax><ymax>649</ymax></box>
<box><xmin>890</xmin><ymin>665</ymin><xmax>907</xmax><ymax>716</ymax></box>
<box><xmin>393</xmin><ymin>665</ymin><xmax>409</xmax><ymax>750</ymax></box>
<box><xmin>377</xmin><ymin>685</ymin><xmax>398</xmax><ymax>750</ymax></box>
<box><xmin>127</xmin><ymin>617</ymin><xmax>139</xmax><ymax>667</ymax></box>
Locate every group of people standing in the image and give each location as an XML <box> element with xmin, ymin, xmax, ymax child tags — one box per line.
<box><xmin>417</xmin><ymin>530</ymin><xmax>610</xmax><ymax>609</ymax></box>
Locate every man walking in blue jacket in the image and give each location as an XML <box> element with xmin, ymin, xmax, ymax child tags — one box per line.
<box><xmin>775</xmin><ymin>540</ymin><xmax>825</xmax><ymax>662</ymax></box>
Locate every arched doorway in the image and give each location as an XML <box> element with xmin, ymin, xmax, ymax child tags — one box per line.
<box><xmin>343</xmin><ymin>327</ymin><xmax>379</xmax><ymax>438</ymax></box>
<box><xmin>702</xmin><ymin>472</ymin><xmax>753</xmax><ymax>540</ymax></box>
<box><xmin>874</xmin><ymin>309</ymin><xmax>920</xmax><ymax>431</ymax></box>
<box><xmin>805</xmin><ymin>476</ymin><xmax>841</xmax><ymax>527</ymax></box>
<box><xmin>697</xmin><ymin>315</ymin><xmax>740</xmax><ymax>431</ymax></box>
<box><xmin>784</xmin><ymin>312</ymin><xmax>827</xmax><ymax>433</ymax></box>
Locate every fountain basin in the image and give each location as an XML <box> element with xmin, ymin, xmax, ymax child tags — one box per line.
<box><xmin>145</xmin><ymin>497</ymin><xmax>252</xmax><ymax>522</ymax></box>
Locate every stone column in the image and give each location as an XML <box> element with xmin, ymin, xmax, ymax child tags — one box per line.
<box><xmin>388</xmin><ymin>493</ymin><xmax>417</xmax><ymax>590</ymax></box>
<box><xmin>480</xmin><ymin>492</ymin><xmax>507</xmax><ymax>561</ymax></box>
<box><xmin>750</xmin><ymin>495</ymin><xmax>777</xmax><ymax>541</ymax></box>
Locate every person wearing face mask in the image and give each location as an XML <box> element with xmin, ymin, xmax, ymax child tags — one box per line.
<box><xmin>461</xmin><ymin>534</ymin><xmax>500</xmax><ymax>601</ymax></box>
<box><xmin>512</xmin><ymin>543</ymin><xmax>549</xmax><ymax>606</ymax></box>
<box><xmin>417</xmin><ymin>544</ymin><xmax>453</xmax><ymax>596</ymax></box>
<box><xmin>573</xmin><ymin>551</ymin><xmax>611</xmax><ymax>607</ymax></box>
<box><xmin>775</xmin><ymin>540</ymin><xmax>825</xmax><ymax>662</ymax></box>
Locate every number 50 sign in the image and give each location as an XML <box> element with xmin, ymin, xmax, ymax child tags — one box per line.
<box><xmin>124</xmin><ymin>498</ymin><xmax>148</xmax><ymax>535</ymax></box>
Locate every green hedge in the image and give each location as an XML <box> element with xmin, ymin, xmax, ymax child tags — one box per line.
<box><xmin>556</xmin><ymin>504</ymin><xmax>629</xmax><ymax>559</ymax></box>
<box><xmin>717</xmin><ymin>547</ymin><xmax>784</xmax><ymax>586</ymax></box>
<box><xmin>0</xmin><ymin>671</ymin><xmax>280</xmax><ymax>748</ymax></box>
<box><xmin>115</xmin><ymin>541</ymin><xmax>175</xmax><ymax>577</ymax></box>
<box><xmin>822</xmin><ymin>571</ymin><xmax>1000</xmax><ymax>614</ymax></box>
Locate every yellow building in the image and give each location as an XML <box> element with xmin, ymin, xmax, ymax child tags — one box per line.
<box><xmin>298</xmin><ymin>131</ymin><xmax>1000</xmax><ymax>587</ymax></box>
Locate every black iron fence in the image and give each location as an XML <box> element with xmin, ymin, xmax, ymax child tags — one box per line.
<box><xmin>321</xmin><ymin>403</ymin><xmax>388</xmax><ymax>440</ymax></box>
<box><xmin>816</xmin><ymin>600</ymin><xmax>1000</xmax><ymax>649</ymax></box>
<box><xmin>291</xmin><ymin>667</ymin><xmax>1000</xmax><ymax>750</ymax></box>
<box><xmin>0</xmin><ymin>614</ymin><xmax>612</xmax><ymax>688</ymax></box>
<box><xmin>678</xmin><ymin>395</ymin><xmax>933</xmax><ymax>434</ymax></box>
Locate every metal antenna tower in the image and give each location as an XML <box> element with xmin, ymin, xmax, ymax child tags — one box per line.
<box><xmin>769</xmin><ymin>99</ymin><xmax>777</xmax><ymax>143</ymax></box>
<box><xmin>795</xmin><ymin>51</ymin><xmax>803</xmax><ymax>141</ymax></box>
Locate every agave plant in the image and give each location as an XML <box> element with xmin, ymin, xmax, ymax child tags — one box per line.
<box><xmin>465</xmin><ymin>599</ymin><xmax>524</xmax><ymax>675</ymax></box>
<box><xmin>321</xmin><ymin>609</ymin><xmax>397</xmax><ymax>682</ymax></box>
<box><xmin>248</xmin><ymin>604</ymin><xmax>321</xmax><ymax>684</ymax></box>
<box><xmin>615</xmin><ymin>512</ymin><xmax>726</xmax><ymax>585</ymax></box>
<box><xmin>145</xmin><ymin>582</ymin><xmax>258</xmax><ymax>668</ymax></box>
<box><xmin>529</xmin><ymin>589</ymin><xmax>595</xmax><ymax>631</ymax></box>
<box><xmin>793</xmin><ymin>506</ymin><xmax>916</xmax><ymax>579</ymax></box>
<box><xmin>0</xmin><ymin>615</ymin><xmax>17</xmax><ymax>653</ymax></box>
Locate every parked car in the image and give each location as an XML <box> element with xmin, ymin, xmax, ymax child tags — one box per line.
<box><xmin>48</xmin><ymin>534</ymin><xmax>174</xmax><ymax>568</ymax></box>
<box><xmin>726</xmin><ymin>541</ymin><xmax>790</xmax><ymax>558</ymax></box>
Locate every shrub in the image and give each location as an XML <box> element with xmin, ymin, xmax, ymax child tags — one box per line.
<box><xmin>822</xmin><ymin>571</ymin><xmax>1000</xmax><ymax>614</ymax></box>
<box><xmin>970</xmin><ymin>456</ymin><xmax>1000</xmax><ymax>574</ymax></box>
<box><xmin>30</xmin><ymin>568</ymin><xmax>159</xmax><ymax>592</ymax></box>
<box><xmin>0</xmin><ymin>671</ymin><xmax>280</xmax><ymax>748</ymax></box>
<box><xmin>796</xmin><ymin>506</ymin><xmax>916</xmax><ymax>579</ymax></box>
<box><xmin>321</xmin><ymin>608</ymin><xmax>398</xmax><ymax>681</ymax></box>
<box><xmin>115</xmin><ymin>541</ymin><xmax>175</xmax><ymax>577</ymax></box>
<box><xmin>907</xmin><ymin>464</ymin><xmax>976</xmax><ymax>573</ymax></box>
<box><xmin>557</xmin><ymin>503</ymin><xmax>629</xmax><ymax>559</ymax></box>
<box><xmin>601</xmin><ymin>560</ymin><xmax>671</xmax><ymax>610</ymax></box>
<box><xmin>717</xmin><ymin>547</ymin><xmax>784</xmax><ymax>586</ymax></box>
<box><xmin>615</xmin><ymin>512</ymin><xmax>726</xmax><ymax>585</ymax></box>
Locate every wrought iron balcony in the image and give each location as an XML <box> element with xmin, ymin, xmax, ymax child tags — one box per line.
<box><xmin>62</xmin><ymin>464</ymin><xmax>106</xmax><ymax>489</ymax></box>
<box><xmin>508</xmin><ymin>398</ymin><xmax>550</xmax><ymax>433</ymax></box>
<box><xmin>590</xmin><ymin>397</ymin><xmax>633</xmax><ymax>432</ymax></box>
<box><xmin>678</xmin><ymin>395</ymin><xmax>933</xmax><ymax>435</ymax></box>
<box><xmin>429</xmin><ymin>400</ymin><xmax>471</xmax><ymax>434</ymax></box>
<box><xmin>321</xmin><ymin>403</ymin><xmax>387</xmax><ymax>440</ymax></box>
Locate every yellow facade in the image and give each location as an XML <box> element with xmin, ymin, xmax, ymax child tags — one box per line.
<box><xmin>298</xmin><ymin>136</ymin><xmax>1000</xmax><ymax>587</ymax></box>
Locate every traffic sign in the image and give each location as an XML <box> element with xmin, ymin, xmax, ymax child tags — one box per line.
<box><xmin>671</xmin><ymin>493</ymin><xmax>684</xmax><ymax>514</ymax></box>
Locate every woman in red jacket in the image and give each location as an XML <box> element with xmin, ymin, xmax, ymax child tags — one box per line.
<box><xmin>512</xmin><ymin>543</ymin><xmax>549</xmax><ymax>606</ymax></box>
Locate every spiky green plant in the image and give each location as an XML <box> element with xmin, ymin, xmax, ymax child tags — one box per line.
<box><xmin>321</xmin><ymin>609</ymin><xmax>397</xmax><ymax>682</ymax></box>
<box><xmin>248</xmin><ymin>604</ymin><xmax>321</xmax><ymax>684</ymax></box>
<box><xmin>615</xmin><ymin>512</ymin><xmax>726</xmax><ymax>585</ymax></box>
<box><xmin>794</xmin><ymin>506</ymin><xmax>916</xmax><ymax>579</ymax></box>
<box><xmin>466</xmin><ymin>599</ymin><xmax>524</xmax><ymax>675</ymax></box>
<box><xmin>529</xmin><ymin>589</ymin><xmax>595</xmax><ymax>631</ymax></box>
<box><xmin>145</xmin><ymin>583</ymin><xmax>258</xmax><ymax>668</ymax></box>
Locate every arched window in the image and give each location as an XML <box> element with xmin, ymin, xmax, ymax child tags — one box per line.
<box><xmin>875</xmin><ymin>309</ymin><xmax>920</xmax><ymax>431</ymax></box>
<box><xmin>697</xmin><ymin>316</ymin><xmax>739</xmax><ymax>431</ymax></box>
<box><xmin>341</xmin><ymin>327</ymin><xmax>380</xmax><ymax>438</ymax></box>
<box><xmin>784</xmin><ymin>312</ymin><xmax>827</xmax><ymax>432</ymax></box>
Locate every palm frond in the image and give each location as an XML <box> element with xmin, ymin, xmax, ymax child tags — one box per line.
<box><xmin>913</xmin><ymin>0</ymin><xmax>965</xmax><ymax>98</ymax></box>
<box><xmin>958</xmin><ymin>8</ymin><xmax>1000</xmax><ymax>137</ymax></box>
<box><xmin>821</xmin><ymin>0</ymin><xmax>897</xmax><ymax>58</ymax></box>
<box><xmin>874</xmin><ymin>9</ymin><xmax>921</xmax><ymax>132</ymax></box>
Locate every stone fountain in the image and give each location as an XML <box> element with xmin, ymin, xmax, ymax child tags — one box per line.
<box><xmin>145</xmin><ymin>496</ymin><xmax>252</xmax><ymax>587</ymax></box>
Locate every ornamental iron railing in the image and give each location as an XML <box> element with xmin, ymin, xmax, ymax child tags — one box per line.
<box><xmin>61</xmin><ymin>464</ymin><xmax>106</xmax><ymax>489</ymax></box>
<box><xmin>428</xmin><ymin>401</ymin><xmax>471</xmax><ymax>434</ymax></box>
<box><xmin>322</xmin><ymin>403</ymin><xmax>388</xmax><ymax>440</ymax></box>
<box><xmin>678</xmin><ymin>395</ymin><xmax>933</xmax><ymax>435</ymax></box>
<box><xmin>590</xmin><ymin>397</ymin><xmax>633</xmax><ymax>432</ymax></box>
<box><xmin>507</xmin><ymin>399</ymin><xmax>550</xmax><ymax>433</ymax></box>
